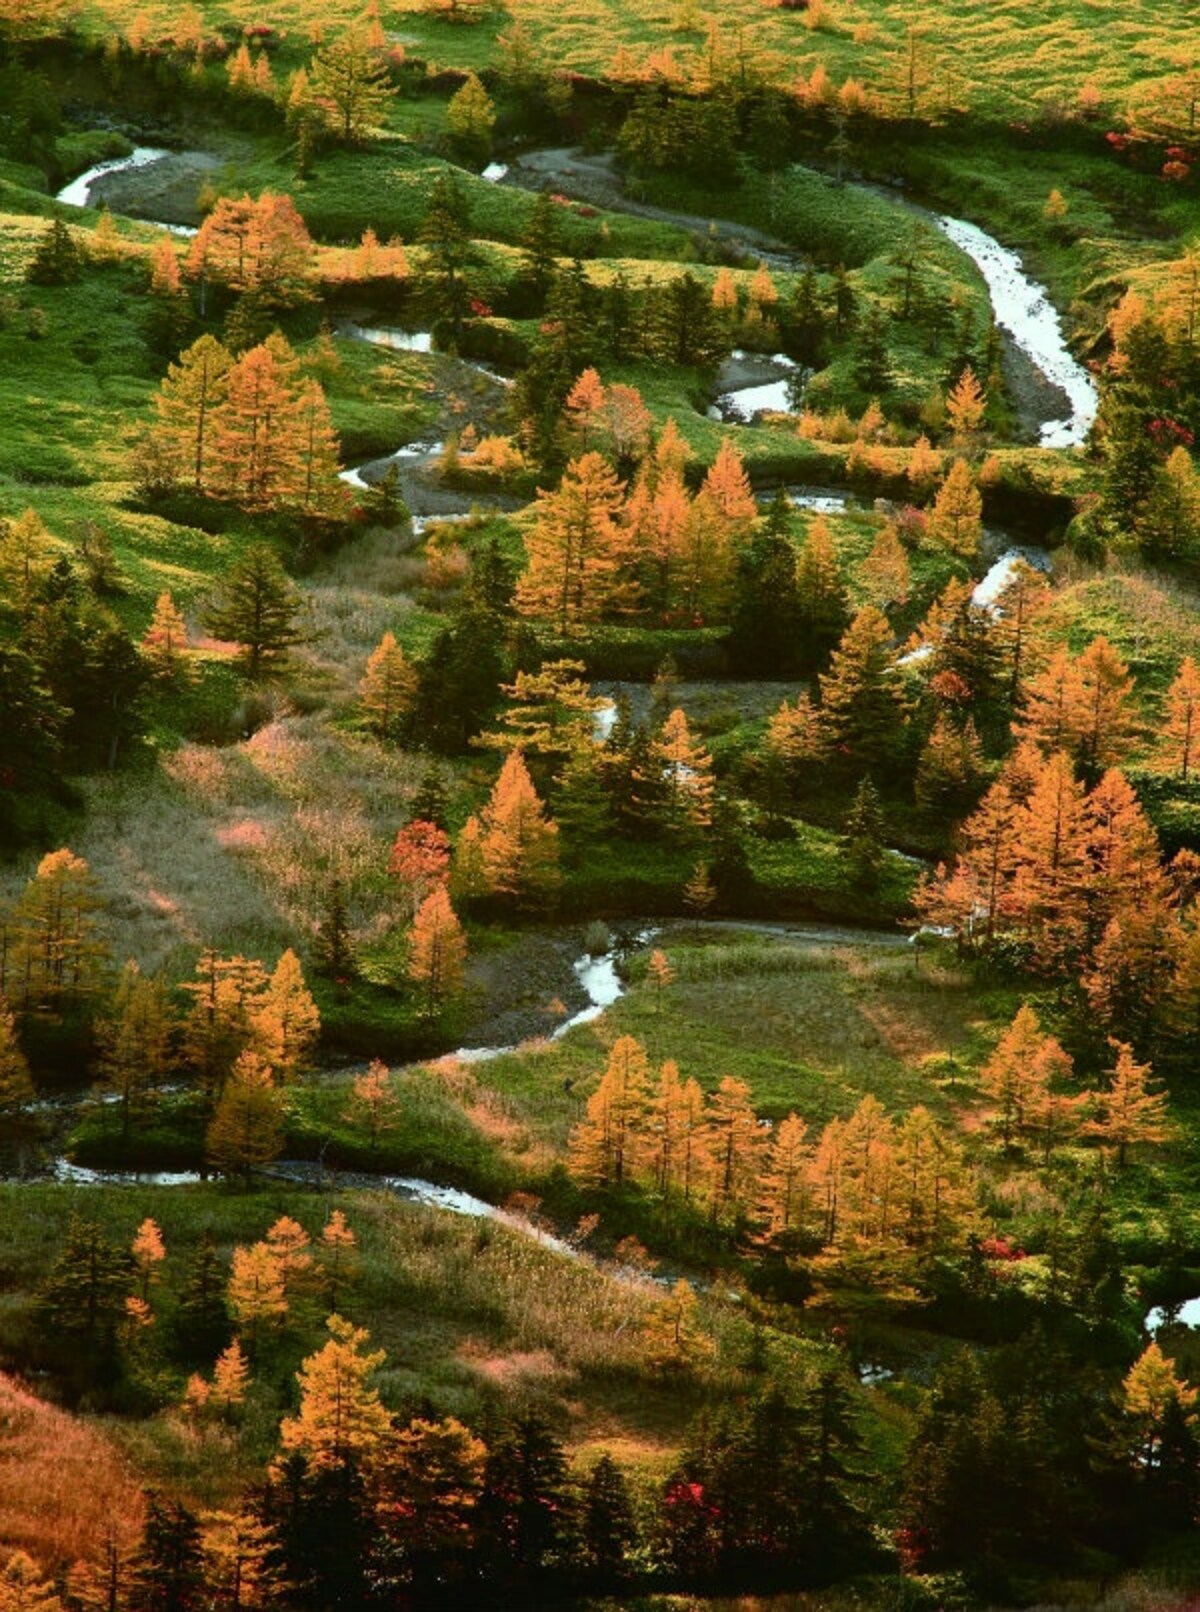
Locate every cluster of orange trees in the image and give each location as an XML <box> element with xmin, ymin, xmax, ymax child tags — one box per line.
<box><xmin>567</xmin><ymin>1017</ymin><xmax>1172</xmax><ymax>1263</ymax></box>
<box><xmin>919</xmin><ymin>651</ymin><xmax>1200</xmax><ymax>1041</ymax></box>
<box><xmin>142</xmin><ymin>330</ymin><xmax>345</xmax><ymax>513</ymax></box>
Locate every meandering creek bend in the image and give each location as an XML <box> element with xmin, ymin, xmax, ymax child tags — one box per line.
<box><xmin>43</xmin><ymin>147</ymin><xmax>1094</xmax><ymax>1293</ymax></box>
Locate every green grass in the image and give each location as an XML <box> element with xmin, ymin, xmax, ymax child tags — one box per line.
<box><xmin>0</xmin><ymin>1174</ymin><xmax>840</xmax><ymax>1504</ymax></box>
<box><xmin>59</xmin><ymin>0</ymin><xmax>1200</xmax><ymax>122</ymax></box>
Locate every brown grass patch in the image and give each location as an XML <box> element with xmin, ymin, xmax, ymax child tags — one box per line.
<box><xmin>0</xmin><ymin>1374</ymin><xmax>144</xmax><ymax>1571</ymax></box>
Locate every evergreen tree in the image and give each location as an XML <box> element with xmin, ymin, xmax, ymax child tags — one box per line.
<box><xmin>519</xmin><ymin>191</ymin><xmax>560</xmax><ymax>310</ymax></box>
<box><xmin>175</xmin><ymin>1230</ymin><xmax>229</xmax><ymax>1359</ymax></box>
<box><xmin>315</xmin><ymin>878</ymin><xmax>355</xmax><ymax>982</ymax></box>
<box><xmin>853</xmin><ymin>305</ymin><xmax>892</xmax><ymax>394</ymax></box>
<box><xmin>374</xmin><ymin>1417</ymin><xmax>487</xmax><ymax>1596</ymax></box>
<box><xmin>842</xmin><ymin>777</ymin><xmax>885</xmax><ymax>890</ymax></box>
<box><xmin>818</xmin><ymin>607</ymin><xmax>907</xmax><ymax>771</ymax></box>
<box><xmin>37</xmin><ymin>1214</ymin><xmax>133</xmax><ymax>1349</ymax></box>
<box><xmin>478</xmin><ymin>1416</ymin><xmax>571</xmax><ymax>1583</ymax></box>
<box><xmin>27</xmin><ymin>217</ymin><xmax>82</xmax><ymax>285</ymax></box>
<box><xmin>728</xmin><ymin>491</ymin><xmax>801</xmax><ymax>674</ymax></box>
<box><xmin>418</xmin><ymin>174</ymin><xmax>475</xmax><ymax>346</ymax></box>
<box><xmin>256</xmin><ymin>1453</ymin><xmax>373</xmax><ymax>1612</ymax></box>
<box><xmin>447</xmin><ymin>72</ymin><xmax>495</xmax><ymax>165</ymax></box>
<box><xmin>203</xmin><ymin>544</ymin><xmax>306</xmax><ymax>681</ymax></box>
<box><xmin>582</xmin><ymin>1454</ymin><xmax>637</xmax><ymax>1586</ymax></box>
<box><xmin>131</xmin><ymin>1496</ymin><xmax>206</xmax><ymax>1612</ymax></box>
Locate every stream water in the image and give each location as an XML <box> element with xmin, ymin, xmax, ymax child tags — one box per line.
<box><xmin>56</xmin><ymin>143</ymin><xmax>1095</xmax><ymax>448</ymax></box>
<box><xmin>56</xmin><ymin>146</ymin><xmax>198</xmax><ymax>235</ymax></box>
<box><xmin>932</xmin><ymin>214</ymin><xmax>1097</xmax><ymax>449</ymax></box>
<box><xmin>43</xmin><ymin>145</ymin><xmax>1078</xmax><ymax>1279</ymax></box>
<box><xmin>56</xmin><ymin>145</ymin><xmax>170</xmax><ymax>209</ymax></box>
<box><xmin>712</xmin><ymin>350</ymin><xmax>802</xmax><ymax>423</ymax></box>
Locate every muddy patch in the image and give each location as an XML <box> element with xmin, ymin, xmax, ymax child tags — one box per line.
<box><xmin>89</xmin><ymin>149</ymin><xmax>220</xmax><ymax>229</ymax></box>
<box><xmin>458</xmin><ymin>926</ymin><xmax>621</xmax><ymax>1052</ymax></box>
<box><xmin>595</xmin><ymin>678</ymin><xmax>801</xmax><ymax>736</ymax></box>
<box><xmin>504</xmin><ymin>146</ymin><xmax>804</xmax><ymax>270</ymax></box>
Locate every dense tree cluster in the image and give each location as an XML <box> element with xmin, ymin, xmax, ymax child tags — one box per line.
<box><xmin>567</xmin><ymin>1021</ymin><xmax>1172</xmax><ymax>1272</ymax></box>
<box><xmin>141</xmin><ymin>332</ymin><xmax>345</xmax><ymax>515</ymax></box>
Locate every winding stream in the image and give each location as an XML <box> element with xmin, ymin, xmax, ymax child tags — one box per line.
<box><xmin>932</xmin><ymin>214</ymin><xmax>1097</xmax><ymax>449</ymax></box>
<box><xmin>56</xmin><ymin>142</ymin><xmax>1095</xmax><ymax>449</ymax></box>
<box><xmin>41</xmin><ymin>144</ymin><xmax>1080</xmax><ymax>1281</ymax></box>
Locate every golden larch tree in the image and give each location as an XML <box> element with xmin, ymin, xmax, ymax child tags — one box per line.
<box><xmin>860</xmin><ymin>521</ymin><xmax>911</xmax><ymax>612</ymax></box>
<box><xmin>0</xmin><ymin>1003</ymin><xmax>34</xmax><ymax>1117</ymax></box>
<box><xmin>925</xmin><ymin>457</ymin><xmax>982</xmax><ymax>557</ymax></box>
<box><xmin>1117</xmin><ymin>1342</ymin><xmax>1197</xmax><ymax>1469</ymax></box>
<box><xmin>563</xmin><ymin>368</ymin><xmax>607</xmax><ymax>451</ymax></box>
<box><xmin>131</xmin><ymin>1218</ymin><xmax>166</xmax><ymax>1304</ymax></box>
<box><xmin>478</xmin><ymin>750</ymin><xmax>560</xmax><ymax>903</ymax></box>
<box><xmin>150</xmin><ymin>334</ymin><xmax>233</xmax><ymax>493</ymax></box>
<box><xmin>1011</xmin><ymin>751</ymin><xmax>1092</xmax><ymax>972</ymax></box>
<box><xmin>95</xmin><ymin>961</ymin><xmax>174</xmax><ymax>1143</ymax></box>
<box><xmin>266</xmin><ymin>1215</ymin><xmax>313</xmax><ymax>1294</ymax></box>
<box><xmin>757</xmin><ymin>1111</ymin><xmax>810</xmax><ymax>1248</ymax></box>
<box><xmin>655</xmin><ymin>709</ymin><xmax>715</xmax><ymax>832</ymax></box>
<box><xmin>1075</xmin><ymin>636</ymin><xmax>1137</xmax><ymax>776</ymax></box>
<box><xmin>568</xmin><ymin>1034</ymin><xmax>652</xmax><ymax>1188</ymax></box>
<box><xmin>278</xmin><ymin>1315</ymin><xmax>391</xmax><ymax>1470</ymax></box>
<box><xmin>321</xmin><ymin>1209</ymin><xmax>358</xmax><ymax>1312</ymax></box>
<box><xmin>11</xmin><ymin>848</ymin><xmax>105</xmax><ymax>1012</ymax></box>
<box><xmin>706</xmin><ymin>1075</ymin><xmax>764</xmax><ymax>1226</ymax></box>
<box><xmin>227</xmin><ymin>1241</ymin><xmax>288</xmax><ymax>1345</ymax></box>
<box><xmin>647</xmin><ymin>949</ymin><xmax>675</xmax><ymax>1011</ymax></box>
<box><xmin>945</xmin><ymin>366</ymin><xmax>987</xmax><ymax>443</ymax></box>
<box><xmin>214</xmin><ymin>334</ymin><xmax>302</xmax><ymax>510</ymax></box>
<box><xmin>516</xmin><ymin>452</ymin><xmax>630</xmax><ymax>632</ymax></box>
<box><xmin>141</xmin><ymin>591</ymin><xmax>192</xmax><ymax>683</ymax></box>
<box><xmin>1084</xmin><ymin>1040</ymin><xmax>1173</xmax><ymax>1167</ymax></box>
<box><xmin>360</xmin><ymin>631</ymin><xmax>419</xmax><ymax>740</ymax></box>
<box><xmin>1161</xmin><ymin>656</ymin><xmax>1200</xmax><ymax>781</ymax></box>
<box><xmin>254</xmin><ymin>949</ymin><xmax>320</xmax><ymax>1081</ymax></box>
<box><xmin>350</xmin><ymin>1059</ymin><xmax>400</xmax><ymax>1154</ymax></box>
<box><xmin>699</xmin><ymin>438</ymin><xmax>757</xmax><ymax>534</ymax></box>
<box><xmin>211</xmin><ymin>1339</ymin><xmax>251</xmax><ymax>1414</ymax></box>
<box><xmin>205</xmin><ymin>1051</ymin><xmax>285</xmax><ymax>1182</ymax></box>
<box><xmin>979</xmin><ymin>1003</ymin><xmax>1052</xmax><ymax>1148</ymax></box>
<box><xmin>408</xmin><ymin>887</ymin><xmax>468</xmax><ymax>1015</ymax></box>
<box><xmin>642</xmin><ymin>1279</ymin><xmax>713</xmax><ymax>1371</ymax></box>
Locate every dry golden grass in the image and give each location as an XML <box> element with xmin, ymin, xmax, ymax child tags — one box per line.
<box><xmin>0</xmin><ymin>712</ymin><xmax>431</xmax><ymax>977</ymax></box>
<box><xmin>0</xmin><ymin>1374</ymin><xmax>144</xmax><ymax>1571</ymax></box>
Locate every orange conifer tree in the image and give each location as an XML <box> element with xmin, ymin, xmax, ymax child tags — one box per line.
<box><xmin>568</xmin><ymin>1035</ymin><xmax>652</xmax><ymax>1188</ymax></box>
<box><xmin>407</xmin><ymin>887</ymin><xmax>468</xmax><ymax>1015</ymax></box>
<box><xmin>478</xmin><ymin>751</ymin><xmax>560</xmax><ymax>904</ymax></box>
<box><xmin>1161</xmin><ymin>656</ymin><xmax>1200</xmax><ymax>781</ymax></box>
<box><xmin>1084</xmin><ymin>1041</ymin><xmax>1173</xmax><ymax>1166</ymax></box>
<box><xmin>516</xmin><ymin>452</ymin><xmax>629</xmax><ymax>632</ymax></box>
